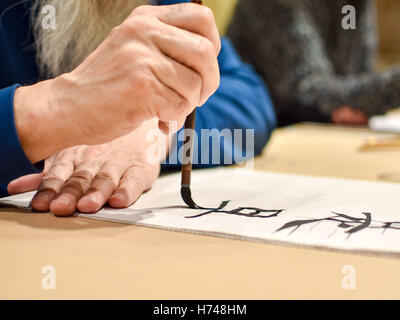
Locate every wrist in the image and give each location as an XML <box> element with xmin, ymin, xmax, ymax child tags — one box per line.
<box><xmin>13</xmin><ymin>79</ymin><xmax>77</xmax><ymax>163</ymax></box>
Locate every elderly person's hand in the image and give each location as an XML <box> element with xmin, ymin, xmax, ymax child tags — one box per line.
<box><xmin>14</xmin><ymin>3</ymin><xmax>220</xmax><ymax>164</ymax></box>
<box><xmin>7</xmin><ymin>119</ymin><xmax>168</xmax><ymax>217</ymax></box>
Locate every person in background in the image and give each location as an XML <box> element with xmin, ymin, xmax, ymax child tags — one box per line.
<box><xmin>0</xmin><ymin>0</ymin><xmax>276</xmax><ymax>216</ymax></box>
<box><xmin>228</xmin><ymin>0</ymin><xmax>400</xmax><ymax>126</ymax></box>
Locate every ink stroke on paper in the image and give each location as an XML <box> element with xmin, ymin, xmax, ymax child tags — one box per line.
<box><xmin>2</xmin><ymin>168</ymin><xmax>400</xmax><ymax>256</ymax></box>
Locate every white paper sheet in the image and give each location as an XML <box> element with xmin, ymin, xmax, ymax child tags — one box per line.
<box><xmin>369</xmin><ymin>109</ymin><xmax>400</xmax><ymax>133</ymax></box>
<box><xmin>2</xmin><ymin>168</ymin><xmax>400</xmax><ymax>256</ymax></box>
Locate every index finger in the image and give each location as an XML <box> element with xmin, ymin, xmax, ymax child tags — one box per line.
<box><xmin>131</xmin><ymin>3</ymin><xmax>221</xmax><ymax>55</ymax></box>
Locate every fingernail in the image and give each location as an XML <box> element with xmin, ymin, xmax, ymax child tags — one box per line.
<box><xmin>80</xmin><ymin>193</ymin><xmax>98</xmax><ymax>206</ymax></box>
<box><xmin>78</xmin><ymin>192</ymin><xmax>103</xmax><ymax>213</ymax></box>
<box><xmin>111</xmin><ymin>192</ymin><xmax>124</xmax><ymax>201</ymax></box>
<box><xmin>32</xmin><ymin>192</ymin><xmax>52</xmax><ymax>211</ymax></box>
<box><xmin>54</xmin><ymin>195</ymin><xmax>72</xmax><ymax>207</ymax></box>
<box><xmin>35</xmin><ymin>192</ymin><xmax>51</xmax><ymax>204</ymax></box>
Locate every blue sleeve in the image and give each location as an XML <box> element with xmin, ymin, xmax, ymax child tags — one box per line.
<box><xmin>162</xmin><ymin>38</ymin><xmax>276</xmax><ymax>169</ymax></box>
<box><xmin>0</xmin><ymin>85</ymin><xmax>44</xmax><ymax>188</ymax></box>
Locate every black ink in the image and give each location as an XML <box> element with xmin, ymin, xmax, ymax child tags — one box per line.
<box><xmin>276</xmin><ymin>211</ymin><xmax>400</xmax><ymax>238</ymax></box>
<box><xmin>182</xmin><ymin>200</ymin><xmax>400</xmax><ymax>239</ymax></box>
<box><xmin>185</xmin><ymin>201</ymin><xmax>284</xmax><ymax>219</ymax></box>
<box><xmin>380</xmin><ymin>222</ymin><xmax>400</xmax><ymax>233</ymax></box>
<box><xmin>275</xmin><ymin>218</ymin><xmax>321</xmax><ymax>235</ymax></box>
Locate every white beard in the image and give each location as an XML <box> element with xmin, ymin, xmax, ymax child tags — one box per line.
<box><xmin>33</xmin><ymin>0</ymin><xmax>148</xmax><ymax>77</ymax></box>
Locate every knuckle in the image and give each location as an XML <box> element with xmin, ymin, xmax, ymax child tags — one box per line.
<box><xmin>107</xmin><ymin>26</ymin><xmax>124</xmax><ymax>48</ymax></box>
<box><xmin>82</xmin><ymin>148</ymin><xmax>102</xmax><ymax>159</ymax></box>
<box><xmin>196</xmin><ymin>37</ymin><xmax>215</xmax><ymax>60</ymax></box>
<box><xmin>57</xmin><ymin>149</ymin><xmax>76</xmax><ymax>160</ymax></box>
<box><xmin>175</xmin><ymin>97</ymin><xmax>190</xmax><ymax>113</ymax></box>
<box><xmin>210</xmin><ymin>67</ymin><xmax>220</xmax><ymax>92</ymax></box>
<box><xmin>118</xmin><ymin>45</ymin><xmax>136</xmax><ymax>62</ymax></box>
<box><xmin>131</xmin><ymin>72</ymin><xmax>154</xmax><ymax>92</ymax></box>
<box><xmin>66</xmin><ymin>170</ymin><xmax>92</xmax><ymax>189</ymax></box>
<box><xmin>202</xmin><ymin>62</ymin><xmax>220</xmax><ymax>99</ymax></box>
<box><xmin>125</xmin><ymin>19</ymin><xmax>143</xmax><ymax>35</ymax></box>
<box><xmin>186</xmin><ymin>72</ymin><xmax>202</xmax><ymax>104</ymax></box>
<box><xmin>122</xmin><ymin>45</ymin><xmax>152</xmax><ymax>67</ymax></box>
<box><xmin>96</xmin><ymin>171</ymin><xmax>117</xmax><ymax>186</ymax></box>
<box><xmin>190</xmin><ymin>71</ymin><xmax>202</xmax><ymax>90</ymax></box>
<box><xmin>125</xmin><ymin>167</ymin><xmax>144</xmax><ymax>183</ymax></box>
<box><xmin>117</xmin><ymin>182</ymin><xmax>142</xmax><ymax>204</ymax></box>
<box><xmin>118</xmin><ymin>19</ymin><xmax>142</xmax><ymax>37</ymax></box>
<box><xmin>159</xmin><ymin>58</ymin><xmax>173</xmax><ymax>76</ymax></box>
<box><xmin>125</xmin><ymin>174</ymin><xmax>144</xmax><ymax>192</ymax></box>
<box><xmin>39</xmin><ymin>180</ymin><xmax>57</xmax><ymax>192</ymax></box>
<box><xmin>130</xmin><ymin>4</ymin><xmax>151</xmax><ymax>16</ymax></box>
<box><xmin>124</xmin><ymin>15</ymin><xmax>154</xmax><ymax>35</ymax></box>
<box><xmin>50</xmin><ymin>161</ymin><xmax>71</xmax><ymax>172</ymax></box>
<box><xmin>41</xmin><ymin>175</ymin><xmax>63</xmax><ymax>187</ymax></box>
<box><xmin>108</xmin><ymin>25</ymin><xmax>121</xmax><ymax>39</ymax></box>
<box><xmin>199</xmin><ymin>6</ymin><xmax>215</xmax><ymax>26</ymax></box>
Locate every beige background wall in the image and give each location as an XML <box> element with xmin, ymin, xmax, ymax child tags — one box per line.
<box><xmin>377</xmin><ymin>0</ymin><xmax>400</xmax><ymax>69</ymax></box>
<box><xmin>204</xmin><ymin>0</ymin><xmax>238</xmax><ymax>35</ymax></box>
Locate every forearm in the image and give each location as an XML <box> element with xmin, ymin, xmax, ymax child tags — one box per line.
<box><xmin>298</xmin><ymin>68</ymin><xmax>400</xmax><ymax>117</ymax></box>
<box><xmin>0</xmin><ymin>85</ymin><xmax>45</xmax><ymax>184</ymax></box>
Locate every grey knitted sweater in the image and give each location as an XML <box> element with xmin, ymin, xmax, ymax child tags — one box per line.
<box><xmin>228</xmin><ymin>0</ymin><xmax>400</xmax><ymax>125</ymax></box>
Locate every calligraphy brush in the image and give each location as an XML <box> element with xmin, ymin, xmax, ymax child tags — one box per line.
<box><xmin>180</xmin><ymin>0</ymin><xmax>203</xmax><ymax>209</ymax></box>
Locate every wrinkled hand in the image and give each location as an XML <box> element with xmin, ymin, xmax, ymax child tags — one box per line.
<box><xmin>8</xmin><ymin>120</ymin><xmax>167</xmax><ymax>217</ymax></box>
<box><xmin>15</xmin><ymin>3</ymin><xmax>220</xmax><ymax>163</ymax></box>
<box><xmin>65</xmin><ymin>3</ymin><xmax>221</xmax><ymax>140</ymax></box>
<box><xmin>331</xmin><ymin>105</ymin><xmax>369</xmax><ymax>125</ymax></box>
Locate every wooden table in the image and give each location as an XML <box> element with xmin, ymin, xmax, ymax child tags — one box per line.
<box><xmin>2</xmin><ymin>124</ymin><xmax>400</xmax><ymax>299</ymax></box>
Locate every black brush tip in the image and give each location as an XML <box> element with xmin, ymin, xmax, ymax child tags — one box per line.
<box><xmin>181</xmin><ymin>186</ymin><xmax>200</xmax><ymax>209</ymax></box>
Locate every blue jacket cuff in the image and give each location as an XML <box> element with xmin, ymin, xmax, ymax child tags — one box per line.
<box><xmin>0</xmin><ymin>84</ymin><xmax>44</xmax><ymax>185</ymax></box>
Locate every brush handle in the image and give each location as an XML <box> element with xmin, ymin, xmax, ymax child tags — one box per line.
<box><xmin>181</xmin><ymin>109</ymin><xmax>196</xmax><ymax>186</ymax></box>
<box><xmin>181</xmin><ymin>0</ymin><xmax>203</xmax><ymax>187</ymax></box>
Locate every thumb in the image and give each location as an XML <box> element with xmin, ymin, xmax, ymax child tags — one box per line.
<box><xmin>7</xmin><ymin>173</ymin><xmax>43</xmax><ymax>195</ymax></box>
